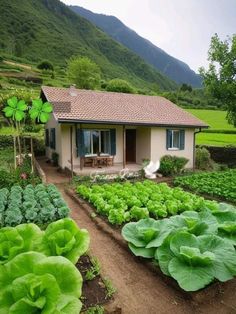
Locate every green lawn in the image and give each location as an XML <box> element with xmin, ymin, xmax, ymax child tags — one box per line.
<box><xmin>187</xmin><ymin>109</ymin><xmax>235</xmax><ymax>130</ymax></box>
<box><xmin>195</xmin><ymin>133</ymin><xmax>236</xmax><ymax>146</ymax></box>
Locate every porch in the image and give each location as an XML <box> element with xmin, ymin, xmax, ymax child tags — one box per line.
<box><xmin>72</xmin><ymin>162</ymin><xmax>143</xmax><ymax>176</ymax></box>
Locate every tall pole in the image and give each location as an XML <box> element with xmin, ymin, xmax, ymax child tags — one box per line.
<box><xmin>123</xmin><ymin>125</ymin><xmax>126</xmax><ymax>169</ymax></box>
<box><xmin>70</xmin><ymin>126</ymin><xmax>74</xmax><ymax>181</ymax></box>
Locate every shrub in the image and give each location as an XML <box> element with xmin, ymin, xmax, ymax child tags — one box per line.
<box><xmin>37</xmin><ymin>60</ymin><xmax>54</xmax><ymax>71</ymax></box>
<box><xmin>195</xmin><ymin>147</ymin><xmax>213</xmax><ymax>170</ymax></box>
<box><xmin>159</xmin><ymin>155</ymin><xmax>189</xmax><ymax>176</ymax></box>
<box><xmin>106</xmin><ymin>79</ymin><xmax>135</xmax><ymax>94</ymax></box>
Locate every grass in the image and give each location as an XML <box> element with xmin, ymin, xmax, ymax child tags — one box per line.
<box><xmin>103</xmin><ymin>277</ymin><xmax>116</xmax><ymax>299</ymax></box>
<box><xmin>0</xmin><ymin>148</ymin><xmax>14</xmax><ymax>171</ymax></box>
<box><xmin>187</xmin><ymin>109</ymin><xmax>235</xmax><ymax>130</ymax></box>
<box><xmin>195</xmin><ymin>133</ymin><xmax>236</xmax><ymax>146</ymax></box>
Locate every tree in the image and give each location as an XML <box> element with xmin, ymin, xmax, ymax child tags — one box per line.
<box><xmin>106</xmin><ymin>78</ymin><xmax>135</xmax><ymax>94</ymax></box>
<box><xmin>37</xmin><ymin>60</ymin><xmax>54</xmax><ymax>71</ymax></box>
<box><xmin>199</xmin><ymin>34</ymin><xmax>236</xmax><ymax>126</ymax></box>
<box><xmin>67</xmin><ymin>56</ymin><xmax>101</xmax><ymax>90</ymax></box>
<box><xmin>180</xmin><ymin>83</ymin><xmax>192</xmax><ymax>92</ymax></box>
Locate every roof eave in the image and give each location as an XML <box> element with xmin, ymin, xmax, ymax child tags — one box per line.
<box><xmin>57</xmin><ymin>118</ymin><xmax>208</xmax><ymax>128</ymax></box>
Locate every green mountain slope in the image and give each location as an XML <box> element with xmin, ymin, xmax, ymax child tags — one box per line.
<box><xmin>70</xmin><ymin>5</ymin><xmax>202</xmax><ymax>88</ymax></box>
<box><xmin>0</xmin><ymin>0</ymin><xmax>177</xmax><ymax>91</ymax></box>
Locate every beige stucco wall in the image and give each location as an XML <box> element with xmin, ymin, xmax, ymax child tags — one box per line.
<box><xmin>150</xmin><ymin>128</ymin><xmax>195</xmax><ymax>168</ymax></box>
<box><xmin>45</xmin><ymin>121</ymin><xmax>195</xmax><ymax>170</ymax></box>
<box><xmin>136</xmin><ymin>127</ymin><xmax>151</xmax><ymax>164</ymax></box>
<box><xmin>45</xmin><ymin>114</ymin><xmax>62</xmax><ymax>165</ymax></box>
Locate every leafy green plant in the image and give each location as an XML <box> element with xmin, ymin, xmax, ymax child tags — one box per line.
<box><xmin>195</xmin><ymin>147</ymin><xmax>213</xmax><ymax>170</ymax></box>
<box><xmin>0</xmin><ymin>252</ymin><xmax>83</xmax><ymax>313</ymax></box>
<box><xmin>3</xmin><ymin>96</ymin><xmax>27</xmax><ymax>121</ymax></box>
<box><xmin>103</xmin><ymin>277</ymin><xmax>116</xmax><ymax>299</ymax></box>
<box><xmin>159</xmin><ymin>155</ymin><xmax>189</xmax><ymax>176</ymax></box>
<box><xmin>85</xmin><ymin>257</ymin><xmax>101</xmax><ymax>281</ymax></box>
<box><xmin>155</xmin><ymin>231</ymin><xmax>236</xmax><ymax>291</ymax></box>
<box><xmin>85</xmin><ymin>305</ymin><xmax>104</xmax><ymax>314</ymax></box>
<box><xmin>39</xmin><ymin>218</ymin><xmax>90</xmax><ymax>264</ymax></box>
<box><xmin>29</xmin><ymin>99</ymin><xmax>53</xmax><ymax>123</ymax></box>
<box><xmin>0</xmin><ymin>223</ymin><xmax>43</xmax><ymax>264</ymax></box>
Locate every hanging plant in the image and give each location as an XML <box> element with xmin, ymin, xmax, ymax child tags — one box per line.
<box><xmin>3</xmin><ymin>96</ymin><xmax>27</xmax><ymax>122</ymax></box>
<box><xmin>29</xmin><ymin>99</ymin><xmax>53</xmax><ymax>123</ymax></box>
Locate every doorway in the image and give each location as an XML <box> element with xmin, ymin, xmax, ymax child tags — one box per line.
<box><xmin>126</xmin><ymin>129</ymin><xmax>136</xmax><ymax>163</ymax></box>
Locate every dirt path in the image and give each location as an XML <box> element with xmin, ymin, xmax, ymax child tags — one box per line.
<box><xmin>38</xmin><ymin>161</ymin><xmax>236</xmax><ymax>314</ymax></box>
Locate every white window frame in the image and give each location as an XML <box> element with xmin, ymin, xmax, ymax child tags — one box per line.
<box><xmin>84</xmin><ymin>129</ymin><xmax>111</xmax><ymax>156</ymax></box>
<box><xmin>168</xmin><ymin>129</ymin><xmax>181</xmax><ymax>150</ymax></box>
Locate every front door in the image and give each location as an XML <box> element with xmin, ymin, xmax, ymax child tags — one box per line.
<box><xmin>126</xmin><ymin>129</ymin><xmax>136</xmax><ymax>163</ymax></box>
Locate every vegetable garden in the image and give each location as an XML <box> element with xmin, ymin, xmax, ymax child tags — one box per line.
<box><xmin>77</xmin><ymin>180</ymin><xmax>236</xmax><ymax>292</ymax></box>
<box><xmin>174</xmin><ymin>169</ymin><xmax>236</xmax><ymax>203</ymax></box>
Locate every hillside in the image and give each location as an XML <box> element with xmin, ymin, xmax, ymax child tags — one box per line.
<box><xmin>0</xmin><ymin>0</ymin><xmax>177</xmax><ymax>91</ymax></box>
<box><xmin>70</xmin><ymin>5</ymin><xmax>202</xmax><ymax>88</ymax></box>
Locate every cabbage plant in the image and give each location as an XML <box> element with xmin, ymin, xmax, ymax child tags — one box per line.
<box><xmin>122</xmin><ymin>218</ymin><xmax>172</xmax><ymax>258</ymax></box>
<box><xmin>155</xmin><ymin>231</ymin><xmax>236</xmax><ymax>291</ymax></box>
<box><xmin>39</xmin><ymin>218</ymin><xmax>90</xmax><ymax>264</ymax></box>
<box><xmin>0</xmin><ymin>252</ymin><xmax>82</xmax><ymax>313</ymax></box>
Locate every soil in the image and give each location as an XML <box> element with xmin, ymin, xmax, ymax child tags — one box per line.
<box><xmin>76</xmin><ymin>255</ymin><xmax>111</xmax><ymax>311</ymax></box>
<box><xmin>38</xmin><ymin>160</ymin><xmax>236</xmax><ymax>314</ymax></box>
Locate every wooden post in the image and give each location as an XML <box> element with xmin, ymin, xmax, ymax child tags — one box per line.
<box><xmin>30</xmin><ymin>137</ymin><xmax>34</xmax><ymax>173</ymax></box>
<box><xmin>70</xmin><ymin>126</ymin><xmax>74</xmax><ymax>181</ymax></box>
<box><xmin>13</xmin><ymin>136</ymin><xmax>17</xmax><ymax>169</ymax></box>
<box><xmin>123</xmin><ymin>125</ymin><xmax>126</xmax><ymax>169</ymax></box>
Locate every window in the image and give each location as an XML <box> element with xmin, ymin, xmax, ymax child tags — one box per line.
<box><xmin>82</xmin><ymin>130</ymin><xmax>111</xmax><ymax>155</ymax></box>
<box><xmin>166</xmin><ymin>129</ymin><xmax>185</xmax><ymax>150</ymax></box>
<box><xmin>45</xmin><ymin>129</ymin><xmax>49</xmax><ymax>147</ymax></box>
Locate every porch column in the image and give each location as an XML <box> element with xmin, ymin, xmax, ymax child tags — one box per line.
<box><xmin>70</xmin><ymin>126</ymin><xmax>74</xmax><ymax>180</ymax></box>
<box><xmin>123</xmin><ymin>125</ymin><xmax>126</xmax><ymax>169</ymax></box>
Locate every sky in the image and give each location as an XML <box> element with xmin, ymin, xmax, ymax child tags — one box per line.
<box><xmin>61</xmin><ymin>0</ymin><xmax>236</xmax><ymax>73</ymax></box>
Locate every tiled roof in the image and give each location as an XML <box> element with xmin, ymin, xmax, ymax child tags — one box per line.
<box><xmin>41</xmin><ymin>86</ymin><xmax>208</xmax><ymax>128</ymax></box>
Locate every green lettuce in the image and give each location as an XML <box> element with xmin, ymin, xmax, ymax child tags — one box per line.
<box><xmin>39</xmin><ymin>218</ymin><xmax>90</xmax><ymax>264</ymax></box>
<box><xmin>0</xmin><ymin>223</ymin><xmax>43</xmax><ymax>264</ymax></box>
<box><xmin>0</xmin><ymin>252</ymin><xmax>82</xmax><ymax>313</ymax></box>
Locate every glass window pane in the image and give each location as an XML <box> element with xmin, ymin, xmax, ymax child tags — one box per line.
<box><xmin>84</xmin><ymin>131</ymin><xmax>91</xmax><ymax>154</ymax></box>
<box><xmin>92</xmin><ymin>131</ymin><xmax>99</xmax><ymax>154</ymax></box>
<box><xmin>101</xmin><ymin>131</ymin><xmax>110</xmax><ymax>154</ymax></box>
<box><xmin>173</xmin><ymin>130</ymin><xmax>180</xmax><ymax>148</ymax></box>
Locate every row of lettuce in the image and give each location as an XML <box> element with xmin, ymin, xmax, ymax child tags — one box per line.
<box><xmin>0</xmin><ymin>183</ymin><xmax>90</xmax><ymax>313</ymax></box>
<box><xmin>77</xmin><ymin>180</ymin><xmax>236</xmax><ymax>292</ymax></box>
<box><xmin>77</xmin><ymin>181</ymin><xmax>219</xmax><ymax>225</ymax></box>
<box><xmin>174</xmin><ymin>169</ymin><xmax>236</xmax><ymax>203</ymax></box>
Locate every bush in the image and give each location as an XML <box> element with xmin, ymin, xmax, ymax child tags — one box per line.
<box><xmin>106</xmin><ymin>79</ymin><xmax>135</xmax><ymax>94</ymax></box>
<box><xmin>37</xmin><ymin>60</ymin><xmax>54</xmax><ymax>71</ymax></box>
<box><xmin>52</xmin><ymin>152</ymin><xmax>59</xmax><ymax>166</ymax></box>
<box><xmin>0</xmin><ymin>135</ymin><xmax>13</xmax><ymax>149</ymax></box>
<box><xmin>159</xmin><ymin>155</ymin><xmax>189</xmax><ymax>176</ymax></box>
<box><xmin>195</xmin><ymin>147</ymin><xmax>213</xmax><ymax>170</ymax></box>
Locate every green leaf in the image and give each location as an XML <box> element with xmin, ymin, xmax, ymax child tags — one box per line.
<box><xmin>7</xmin><ymin>96</ymin><xmax>18</xmax><ymax>108</ymax></box>
<box><xmin>155</xmin><ymin>235</ymin><xmax>175</xmax><ymax>276</ymax></box>
<box><xmin>32</xmin><ymin>99</ymin><xmax>43</xmax><ymax>110</ymax></box>
<box><xmin>170</xmin><ymin>231</ymin><xmax>199</xmax><ymax>258</ymax></box>
<box><xmin>128</xmin><ymin>243</ymin><xmax>156</xmax><ymax>258</ymax></box>
<box><xmin>3</xmin><ymin>107</ymin><xmax>14</xmax><ymax>118</ymax></box>
<box><xmin>42</xmin><ymin>102</ymin><xmax>53</xmax><ymax>113</ymax></box>
<box><xmin>39</xmin><ymin>112</ymin><xmax>50</xmax><ymax>123</ymax></box>
<box><xmin>168</xmin><ymin>257</ymin><xmax>214</xmax><ymax>291</ymax></box>
<box><xmin>15</xmin><ymin>110</ymin><xmax>25</xmax><ymax>122</ymax></box>
<box><xmin>29</xmin><ymin>108</ymin><xmax>39</xmax><ymax>120</ymax></box>
<box><xmin>17</xmin><ymin>100</ymin><xmax>27</xmax><ymax>111</ymax></box>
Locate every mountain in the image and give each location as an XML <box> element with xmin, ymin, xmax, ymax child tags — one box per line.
<box><xmin>0</xmin><ymin>0</ymin><xmax>177</xmax><ymax>91</ymax></box>
<box><xmin>70</xmin><ymin>6</ymin><xmax>202</xmax><ymax>88</ymax></box>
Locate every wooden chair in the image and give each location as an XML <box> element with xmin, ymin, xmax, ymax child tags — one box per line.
<box><xmin>106</xmin><ymin>156</ymin><xmax>114</xmax><ymax>166</ymax></box>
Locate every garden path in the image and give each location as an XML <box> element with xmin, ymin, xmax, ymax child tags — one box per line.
<box><xmin>40</xmin><ymin>160</ymin><xmax>236</xmax><ymax>314</ymax></box>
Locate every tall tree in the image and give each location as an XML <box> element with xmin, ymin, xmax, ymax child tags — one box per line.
<box><xmin>67</xmin><ymin>56</ymin><xmax>101</xmax><ymax>90</ymax></box>
<box><xmin>199</xmin><ymin>34</ymin><xmax>236</xmax><ymax>126</ymax></box>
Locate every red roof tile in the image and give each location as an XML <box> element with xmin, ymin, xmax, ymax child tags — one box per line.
<box><xmin>41</xmin><ymin>86</ymin><xmax>208</xmax><ymax>128</ymax></box>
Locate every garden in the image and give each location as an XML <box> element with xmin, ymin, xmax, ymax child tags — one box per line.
<box><xmin>76</xmin><ymin>179</ymin><xmax>236</xmax><ymax>293</ymax></box>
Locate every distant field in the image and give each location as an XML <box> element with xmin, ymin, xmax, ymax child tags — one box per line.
<box><xmin>195</xmin><ymin>133</ymin><xmax>236</xmax><ymax>146</ymax></box>
<box><xmin>187</xmin><ymin>109</ymin><xmax>235</xmax><ymax>130</ymax></box>
<box><xmin>187</xmin><ymin>109</ymin><xmax>236</xmax><ymax>146</ymax></box>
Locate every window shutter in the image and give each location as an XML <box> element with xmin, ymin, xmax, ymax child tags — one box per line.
<box><xmin>166</xmin><ymin>129</ymin><xmax>171</xmax><ymax>149</ymax></box>
<box><xmin>180</xmin><ymin>130</ymin><xmax>185</xmax><ymax>150</ymax></box>
<box><xmin>110</xmin><ymin>129</ymin><xmax>116</xmax><ymax>156</ymax></box>
<box><xmin>45</xmin><ymin>129</ymin><xmax>49</xmax><ymax>147</ymax></box>
<box><xmin>77</xmin><ymin>129</ymin><xmax>85</xmax><ymax>157</ymax></box>
<box><xmin>50</xmin><ymin>128</ymin><xmax>56</xmax><ymax>149</ymax></box>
